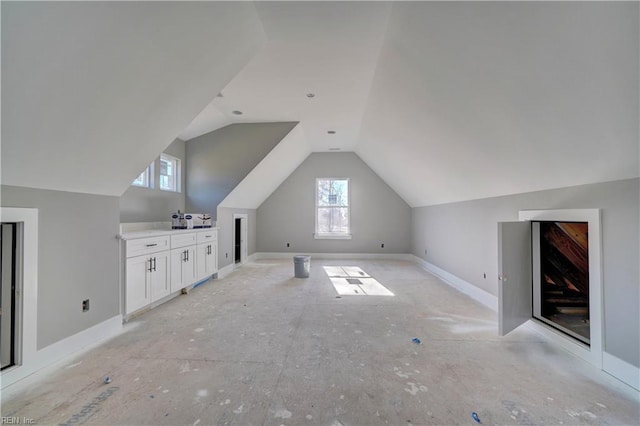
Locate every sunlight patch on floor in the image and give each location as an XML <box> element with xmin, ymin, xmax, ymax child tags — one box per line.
<box><xmin>324</xmin><ymin>266</ymin><xmax>394</xmax><ymax>296</ymax></box>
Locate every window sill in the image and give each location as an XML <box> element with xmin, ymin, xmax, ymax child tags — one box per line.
<box><xmin>314</xmin><ymin>233</ymin><xmax>352</xmax><ymax>240</ymax></box>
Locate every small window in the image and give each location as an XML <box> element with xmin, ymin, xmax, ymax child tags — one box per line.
<box><xmin>159</xmin><ymin>154</ymin><xmax>181</xmax><ymax>192</ymax></box>
<box><xmin>315</xmin><ymin>178</ymin><xmax>350</xmax><ymax>239</ymax></box>
<box><xmin>131</xmin><ymin>163</ymin><xmax>154</xmax><ymax>188</ymax></box>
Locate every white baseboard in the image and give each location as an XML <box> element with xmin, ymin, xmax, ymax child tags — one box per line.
<box><xmin>603</xmin><ymin>352</ymin><xmax>640</xmax><ymax>391</ymax></box>
<box><xmin>1</xmin><ymin>315</ymin><xmax>123</xmax><ymax>394</ymax></box>
<box><xmin>253</xmin><ymin>252</ymin><xmax>414</xmax><ymax>261</ymax></box>
<box><xmin>411</xmin><ymin>255</ymin><xmax>498</xmax><ymax>312</ymax></box>
<box><xmin>217</xmin><ymin>262</ymin><xmax>236</xmax><ymax>279</ymax></box>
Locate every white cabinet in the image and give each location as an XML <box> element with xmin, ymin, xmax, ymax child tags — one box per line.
<box><xmin>170</xmin><ymin>245</ymin><xmax>197</xmax><ymax>291</ymax></box>
<box><xmin>196</xmin><ymin>241</ymin><xmax>217</xmax><ymax>281</ymax></box>
<box><xmin>122</xmin><ymin>228</ymin><xmax>218</xmax><ymax>317</ymax></box>
<box><xmin>196</xmin><ymin>229</ymin><xmax>218</xmax><ymax>281</ymax></box>
<box><xmin>125</xmin><ymin>250</ymin><xmax>170</xmax><ymax>314</ymax></box>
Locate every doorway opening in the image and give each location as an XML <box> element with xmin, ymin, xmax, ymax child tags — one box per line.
<box><xmin>533</xmin><ymin>221</ymin><xmax>590</xmax><ymax>345</ymax></box>
<box><xmin>233</xmin><ymin>213</ymin><xmax>248</xmax><ymax>265</ymax></box>
<box><xmin>234</xmin><ymin>218</ymin><xmax>241</xmax><ymax>265</ymax></box>
<box><xmin>1</xmin><ymin>223</ymin><xmax>18</xmax><ymax>370</ymax></box>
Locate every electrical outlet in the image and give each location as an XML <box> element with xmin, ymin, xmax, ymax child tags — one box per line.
<box><xmin>483</xmin><ymin>273</ymin><xmax>486</xmax><ymax>279</ymax></box>
<box><xmin>82</xmin><ymin>299</ymin><xmax>90</xmax><ymax>312</ymax></box>
<box><xmin>286</xmin><ymin>243</ymin><xmax>290</xmax><ymax>247</ymax></box>
<box><xmin>381</xmin><ymin>243</ymin><xmax>384</xmax><ymax>248</ymax></box>
<box><xmin>225</xmin><ymin>253</ymin><xmax>228</xmax><ymax>258</ymax></box>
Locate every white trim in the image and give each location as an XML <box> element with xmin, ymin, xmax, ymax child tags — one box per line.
<box><xmin>1</xmin><ymin>315</ymin><xmax>122</xmax><ymax>392</ymax></box>
<box><xmin>0</xmin><ymin>208</ymin><xmax>38</xmax><ymax>387</ymax></box>
<box><xmin>411</xmin><ymin>255</ymin><xmax>498</xmax><ymax>311</ymax></box>
<box><xmin>253</xmin><ymin>252</ymin><xmax>413</xmax><ymax>261</ymax></box>
<box><xmin>602</xmin><ymin>352</ymin><xmax>640</xmax><ymax>391</ymax></box>
<box><xmin>314</xmin><ymin>233</ymin><xmax>352</xmax><ymax>240</ymax></box>
<box><xmin>315</xmin><ymin>177</ymin><xmax>350</xmax><ymax>237</ymax></box>
<box><xmin>519</xmin><ymin>209</ymin><xmax>603</xmax><ymax>369</ymax></box>
<box><xmin>523</xmin><ymin>319</ymin><xmax>597</xmax><ymax>366</ymax></box>
<box><xmin>217</xmin><ymin>262</ymin><xmax>237</xmax><ymax>279</ymax></box>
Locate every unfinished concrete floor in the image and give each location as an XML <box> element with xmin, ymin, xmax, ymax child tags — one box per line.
<box><xmin>2</xmin><ymin>259</ymin><xmax>639</xmax><ymax>425</ymax></box>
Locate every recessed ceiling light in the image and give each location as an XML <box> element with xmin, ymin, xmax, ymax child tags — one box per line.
<box><xmin>306</xmin><ymin>93</ymin><xmax>315</xmax><ymax>98</ymax></box>
<box><xmin>327</xmin><ymin>130</ymin><xmax>336</xmax><ymax>134</ymax></box>
<box><xmin>232</xmin><ymin>110</ymin><xmax>243</xmax><ymax>115</ymax></box>
<box><xmin>329</xmin><ymin>147</ymin><xmax>341</xmax><ymax>151</ymax></box>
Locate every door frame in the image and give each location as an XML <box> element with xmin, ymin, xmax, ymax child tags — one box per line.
<box><xmin>0</xmin><ymin>208</ymin><xmax>38</xmax><ymax>385</ymax></box>
<box><xmin>232</xmin><ymin>213</ymin><xmax>248</xmax><ymax>265</ymax></box>
<box><xmin>519</xmin><ymin>209</ymin><xmax>603</xmax><ymax>369</ymax></box>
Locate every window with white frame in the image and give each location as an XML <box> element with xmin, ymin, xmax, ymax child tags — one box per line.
<box><xmin>316</xmin><ymin>178</ymin><xmax>350</xmax><ymax>239</ymax></box>
<box><xmin>159</xmin><ymin>153</ymin><xmax>181</xmax><ymax>192</ymax></box>
<box><xmin>131</xmin><ymin>163</ymin><xmax>154</xmax><ymax>188</ymax></box>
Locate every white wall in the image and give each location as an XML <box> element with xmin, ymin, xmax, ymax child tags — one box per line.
<box><xmin>186</xmin><ymin>123</ymin><xmax>297</xmax><ymax>218</ymax></box>
<box><xmin>1</xmin><ymin>186</ymin><xmax>120</xmax><ymax>349</ymax></box>
<box><xmin>257</xmin><ymin>152</ymin><xmax>411</xmax><ymax>254</ymax></box>
<box><xmin>411</xmin><ymin>178</ymin><xmax>640</xmax><ymax>368</ymax></box>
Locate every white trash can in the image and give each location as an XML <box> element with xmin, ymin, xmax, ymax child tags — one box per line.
<box><xmin>294</xmin><ymin>255</ymin><xmax>310</xmax><ymax>278</ymax></box>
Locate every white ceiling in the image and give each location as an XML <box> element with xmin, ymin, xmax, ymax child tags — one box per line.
<box><xmin>3</xmin><ymin>2</ymin><xmax>638</xmax><ymax>206</ymax></box>
<box><xmin>2</xmin><ymin>2</ymin><xmax>265</xmax><ymax>196</ymax></box>
<box><xmin>180</xmin><ymin>1</ymin><xmax>639</xmax><ymax>207</ymax></box>
<box><xmin>179</xmin><ymin>1</ymin><xmax>391</xmax><ymax>152</ymax></box>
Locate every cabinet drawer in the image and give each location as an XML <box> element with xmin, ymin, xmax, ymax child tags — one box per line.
<box><xmin>197</xmin><ymin>230</ymin><xmax>217</xmax><ymax>244</ymax></box>
<box><xmin>171</xmin><ymin>232</ymin><xmax>198</xmax><ymax>249</ymax></box>
<box><xmin>126</xmin><ymin>235</ymin><xmax>170</xmax><ymax>258</ymax></box>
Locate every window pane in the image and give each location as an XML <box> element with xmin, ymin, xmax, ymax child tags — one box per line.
<box><xmin>317</xmin><ymin>179</ymin><xmax>332</xmax><ymax>206</ymax></box>
<box><xmin>317</xmin><ymin>179</ymin><xmax>348</xmax><ymax>206</ymax></box>
<box><xmin>333</xmin><ymin>180</ymin><xmax>348</xmax><ymax>206</ymax></box>
<box><xmin>317</xmin><ymin>207</ymin><xmax>349</xmax><ymax>233</ymax></box>
<box><xmin>132</xmin><ymin>167</ymin><xmax>149</xmax><ymax>187</ymax></box>
<box><xmin>132</xmin><ymin>171</ymin><xmax>146</xmax><ymax>186</ymax></box>
<box><xmin>159</xmin><ymin>155</ymin><xmax>179</xmax><ymax>191</ymax></box>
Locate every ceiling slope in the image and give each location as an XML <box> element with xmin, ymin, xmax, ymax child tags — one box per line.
<box><xmin>178</xmin><ymin>1</ymin><xmax>391</xmax><ymax>151</ymax></box>
<box><xmin>356</xmin><ymin>2</ymin><xmax>639</xmax><ymax>207</ymax></box>
<box><xmin>1</xmin><ymin>2</ymin><xmax>266</xmax><ymax>196</ymax></box>
<box><xmin>219</xmin><ymin>122</ymin><xmax>312</xmax><ymax>209</ymax></box>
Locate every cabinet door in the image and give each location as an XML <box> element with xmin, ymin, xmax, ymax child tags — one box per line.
<box><xmin>196</xmin><ymin>243</ymin><xmax>208</xmax><ymax>281</ymax></box>
<box><xmin>170</xmin><ymin>248</ymin><xmax>185</xmax><ymax>292</ymax></box>
<box><xmin>183</xmin><ymin>246</ymin><xmax>197</xmax><ymax>286</ymax></box>
<box><xmin>209</xmin><ymin>243</ymin><xmax>218</xmax><ymax>274</ymax></box>
<box><xmin>150</xmin><ymin>251</ymin><xmax>170</xmax><ymax>302</ymax></box>
<box><xmin>197</xmin><ymin>243</ymin><xmax>217</xmax><ymax>280</ymax></box>
<box><xmin>125</xmin><ymin>255</ymin><xmax>150</xmax><ymax>314</ymax></box>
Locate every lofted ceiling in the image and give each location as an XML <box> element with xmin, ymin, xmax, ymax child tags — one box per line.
<box><xmin>3</xmin><ymin>2</ymin><xmax>638</xmax><ymax>207</ymax></box>
<box><xmin>180</xmin><ymin>1</ymin><xmax>639</xmax><ymax>207</ymax></box>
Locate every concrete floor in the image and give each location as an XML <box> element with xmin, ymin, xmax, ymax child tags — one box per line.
<box><xmin>2</xmin><ymin>259</ymin><xmax>639</xmax><ymax>425</ymax></box>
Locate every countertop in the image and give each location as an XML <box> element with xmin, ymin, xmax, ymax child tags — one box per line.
<box><xmin>119</xmin><ymin>227</ymin><xmax>219</xmax><ymax>240</ymax></box>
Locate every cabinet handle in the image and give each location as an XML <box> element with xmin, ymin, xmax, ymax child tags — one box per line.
<box><xmin>145</xmin><ymin>243</ymin><xmax>158</xmax><ymax>247</ymax></box>
<box><xmin>148</xmin><ymin>258</ymin><xmax>153</xmax><ymax>272</ymax></box>
<box><xmin>153</xmin><ymin>257</ymin><xmax>157</xmax><ymax>272</ymax></box>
